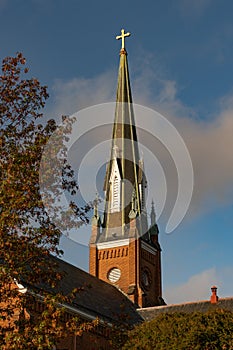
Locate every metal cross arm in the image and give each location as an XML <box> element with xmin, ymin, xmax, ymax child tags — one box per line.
<box><xmin>116</xmin><ymin>29</ymin><xmax>131</xmax><ymax>49</ymax></box>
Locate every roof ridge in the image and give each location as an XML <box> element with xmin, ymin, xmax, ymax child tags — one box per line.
<box><xmin>137</xmin><ymin>296</ymin><xmax>233</xmax><ymax>312</ymax></box>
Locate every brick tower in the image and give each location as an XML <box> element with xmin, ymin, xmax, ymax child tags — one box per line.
<box><xmin>89</xmin><ymin>29</ymin><xmax>163</xmax><ymax>308</ymax></box>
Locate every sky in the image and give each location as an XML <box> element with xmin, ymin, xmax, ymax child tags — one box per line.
<box><xmin>1</xmin><ymin>0</ymin><xmax>233</xmax><ymax>304</ymax></box>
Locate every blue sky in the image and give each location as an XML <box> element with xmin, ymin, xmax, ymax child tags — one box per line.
<box><xmin>1</xmin><ymin>0</ymin><xmax>233</xmax><ymax>304</ymax></box>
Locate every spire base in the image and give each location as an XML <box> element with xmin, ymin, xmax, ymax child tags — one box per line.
<box><xmin>120</xmin><ymin>48</ymin><xmax>127</xmax><ymax>56</ymax></box>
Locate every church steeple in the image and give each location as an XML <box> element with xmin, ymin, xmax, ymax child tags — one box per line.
<box><xmin>89</xmin><ymin>30</ymin><xmax>162</xmax><ymax>308</ymax></box>
<box><xmin>102</xmin><ymin>29</ymin><xmax>142</xmax><ymax>240</ymax></box>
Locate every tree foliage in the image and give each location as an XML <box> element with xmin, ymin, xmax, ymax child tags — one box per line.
<box><xmin>123</xmin><ymin>309</ymin><xmax>233</xmax><ymax>350</ymax></box>
<box><xmin>0</xmin><ymin>53</ymin><xmax>92</xmax><ymax>349</ymax></box>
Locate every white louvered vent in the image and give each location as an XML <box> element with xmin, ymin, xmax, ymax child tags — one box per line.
<box><xmin>107</xmin><ymin>267</ymin><xmax>121</xmax><ymax>283</ymax></box>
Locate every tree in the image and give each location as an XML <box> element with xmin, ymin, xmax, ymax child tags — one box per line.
<box><xmin>0</xmin><ymin>53</ymin><xmax>92</xmax><ymax>349</ymax></box>
<box><xmin>123</xmin><ymin>310</ymin><xmax>233</xmax><ymax>350</ymax></box>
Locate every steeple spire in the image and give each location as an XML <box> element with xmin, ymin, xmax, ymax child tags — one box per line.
<box><xmin>101</xmin><ymin>29</ymin><xmax>142</xmax><ymax>240</ymax></box>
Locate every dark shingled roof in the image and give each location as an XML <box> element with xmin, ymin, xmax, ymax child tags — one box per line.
<box><xmin>138</xmin><ymin>298</ymin><xmax>233</xmax><ymax>322</ymax></box>
<box><xmin>27</xmin><ymin>256</ymin><xmax>143</xmax><ymax>326</ymax></box>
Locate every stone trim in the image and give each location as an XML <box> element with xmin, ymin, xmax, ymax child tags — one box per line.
<box><xmin>141</xmin><ymin>241</ymin><xmax>157</xmax><ymax>255</ymax></box>
<box><xmin>97</xmin><ymin>239</ymin><xmax>129</xmax><ymax>249</ymax></box>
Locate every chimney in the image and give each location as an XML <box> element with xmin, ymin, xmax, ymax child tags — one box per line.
<box><xmin>210</xmin><ymin>286</ymin><xmax>218</xmax><ymax>304</ymax></box>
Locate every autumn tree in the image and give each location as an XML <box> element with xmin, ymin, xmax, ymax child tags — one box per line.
<box><xmin>0</xmin><ymin>53</ymin><xmax>92</xmax><ymax>349</ymax></box>
<box><xmin>123</xmin><ymin>309</ymin><xmax>233</xmax><ymax>350</ymax></box>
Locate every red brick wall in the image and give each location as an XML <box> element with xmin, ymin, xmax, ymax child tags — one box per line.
<box><xmin>95</xmin><ymin>244</ymin><xmax>130</xmax><ymax>293</ymax></box>
<box><xmin>89</xmin><ymin>245</ymin><xmax>98</xmax><ymax>277</ymax></box>
<box><xmin>140</xmin><ymin>245</ymin><xmax>162</xmax><ymax>307</ymax></box>
<box><xmin>90</xmin><ymin>211</ymin><xmax>162</xmax><ymax>309</ymax></box>
<box><xmin>89</xmin><ymin>237</ymin><xmax>162</xmax><ymax>308</ymax></box>
<box><xmin>57</xmin><ymin>331</ymin><xmax>111</xmax><ymax>350</ymax></box>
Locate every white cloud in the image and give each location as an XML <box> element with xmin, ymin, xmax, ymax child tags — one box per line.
<box><xmin>49</xmin><ymin>71</ymin><xmax>115</xmax><ymax>118</ymax></box>
<box><xmin>167</xmin><ymin>108</ymin><xmax>233</xmax><ymax>219</ymax></box>
<box><xmin>164</xmin><ymin>266</ymin><xmax>233</xmax><ymax>304</ymax></box>
<box><xmin>133</xmin><ymin>62</ymin><xmax>233</xmax><ymax>219</ymax></box>
<box><xmin>48</xmin><ymin>55</ymin><xmax>233</xmax><ymax>225</ymax></box>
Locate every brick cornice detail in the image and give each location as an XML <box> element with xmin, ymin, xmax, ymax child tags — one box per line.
<box><xmin>98</xmin><ymin>247</ymin><xmax>128</xmax><ymax>260</ymax></box>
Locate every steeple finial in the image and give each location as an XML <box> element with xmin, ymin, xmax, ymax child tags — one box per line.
<box><xmin>116</xmin><ymin>29</ymin><xmax>131</xmax><ymax>49</ymax></box>
<box><xmin>91</xmin><ymin>192</ymin><xmax>101</xmax><ymax>236</ymax></box>
<box><xmin>94</xmin><ymin>192</ymin><xmax>99</xmax><ymax>218</ymax></box>
<box><xmin>151</xmin><ymin>200</ymin><xmax>156</xmax><ymax>226</ymax></box>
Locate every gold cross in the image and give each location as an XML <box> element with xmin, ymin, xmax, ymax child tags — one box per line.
<box><xmin>116</xmin><ymin>29</ymin><xmax>131</xmax><ymax>49</ymax></box>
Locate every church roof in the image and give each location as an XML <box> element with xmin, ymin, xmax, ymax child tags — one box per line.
<box><xmin>138</xmin><ymin>297</ymin><xmax>233</xmax><ymax>322</ymax></box>
<box><xmin>25</xmin><ymin>256</ymin><xmax>143</xmax><ymax>326</ymax></box>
